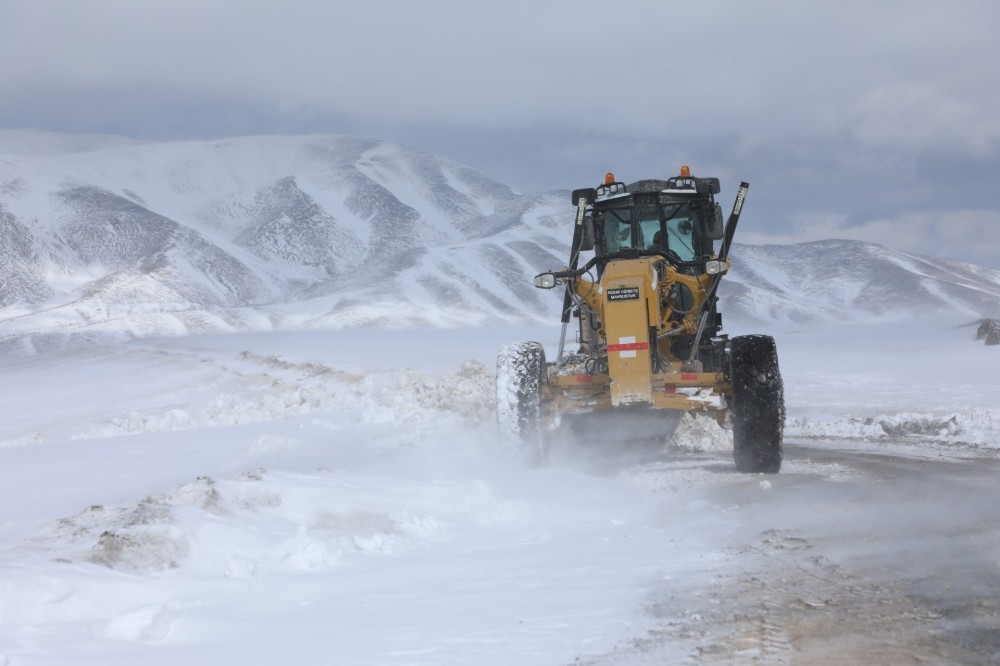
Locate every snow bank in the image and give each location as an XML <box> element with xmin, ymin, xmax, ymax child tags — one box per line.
<box><xmin>787</xmin><ymin>409</ymin><xmax>1000</xmax><ymax>450</ymax></box>
<box><xmin>71</xmin><ymin>354</ymin><xmax>494</xmax><ymax>441</ymax></box>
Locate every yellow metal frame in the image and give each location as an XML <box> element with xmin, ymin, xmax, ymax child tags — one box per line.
<box><xmin>544</xmin><ymin>371</ymin><xmax>731</xmax><ymax>423</ymax></box>
<box><xmin>541</xmin><ymin>252</ymin><xmax>734</xmax><ymax>426</ymax></box>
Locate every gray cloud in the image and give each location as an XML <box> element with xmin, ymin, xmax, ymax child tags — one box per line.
<box><xmin>1</xmin><ymin>0</ymin><xmax>999</xmax><ymax>267</ymax></box>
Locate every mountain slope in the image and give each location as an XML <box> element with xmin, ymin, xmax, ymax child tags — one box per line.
<box><xmin>0</xmin><ymin>132</ymin><xmax>568</xmax><ymax>349</ymax></box>
<box><xmin>720</xmin><ymin>240</ymin><xmax>1000</xmax><ymax>323</ymax></box>
<box><xmin>1</xmin><ymin>131</ymin><xmax>999</xmax><ymax>351</ymax></box>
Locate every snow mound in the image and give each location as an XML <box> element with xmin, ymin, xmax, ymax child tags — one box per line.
<box><xmin>99</xmin><ymin>604</ymin><xmax>172</xmax><ymax>641</ymax></box>
<box><xmin>72</xmin><ymin>356</ymin><xmax>494</xmax><ymax>440</ymax></box>
<box><xmin>44</xmin><ymin>477</ymin><xmax>224</xmax><ymax>573</ymax></box>
<box><xmin>31</xmin><ymin>471</ymin><xmax>439</xmax><ymax>575</ymax></box>
<box><xmin>666</xmin><ymin>413</ymin><xmax>733</xmax><ymax>452</ymax></box>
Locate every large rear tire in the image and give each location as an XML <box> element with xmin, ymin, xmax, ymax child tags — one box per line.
<box><xmin>730</xmin><ymin>335</ymin><xmax>784</xmax><ymax>473</ymax></box>
<box><xmin>496</xmin><ymin>341</ymin><xmax>548</xmax><ymax>460</ymax></box>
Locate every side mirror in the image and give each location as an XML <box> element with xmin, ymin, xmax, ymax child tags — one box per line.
<box><xmin>570</xmin><ymin>188</ymin><xmax>597</xmax><ymax>205</ymax></box>
<box><xmin>703</xmin><ymin>203</ymin><xmax>725</xmax><ymax>240</ymax></box>
<box><xmin>696</xmin><ymin>178</ymin><xmax>721</xmax><ymax>195</ymax></box>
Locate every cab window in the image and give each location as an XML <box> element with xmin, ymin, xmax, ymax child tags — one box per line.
<box><xmin>597</xmin><ymin>204</ymin><xmax>631</xmax><ymax>253</ymax></box>
<box><xmin>638</xmin><ymin>215</ymin><xmax>661</xmax><ymax>251</ymax></box>
<box><xmin>665</xmin><ymin>215</ymin><xmax>697</xmax><ymax>261</ymax></box>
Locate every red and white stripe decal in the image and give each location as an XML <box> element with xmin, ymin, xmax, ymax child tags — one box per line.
<box><xmin>607</xmin><ymin>342</ymin><xmax>649</xmax><ymax>352</ymax></box>
<box><xmin>608</xmin><ymin>336</ymin><xmax>647</xmax><ymax>357</ymax></box>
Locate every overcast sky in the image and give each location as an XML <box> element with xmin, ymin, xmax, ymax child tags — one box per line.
<box><xmin>2</xmin><ymin>0</ymin><xmax>999</xmax><ymax>268</ymax></box>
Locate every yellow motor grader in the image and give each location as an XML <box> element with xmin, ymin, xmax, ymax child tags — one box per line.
<box><xmin>496</xmin><ymin>168</ymin><xmax>784</xmax><ymax>473</ymax></box>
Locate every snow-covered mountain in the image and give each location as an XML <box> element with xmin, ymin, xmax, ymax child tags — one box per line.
<box><xmin>0</xmin><ymin>132</ymin><xmax>567</xmax><ymax>351</ymax></box>
<box><xmin>1</xmin><ymin>131</ymin><xmax>999</xmax><ymax>351</ymax></box>
<box><xmin>721</xmin><ymin>240</ymin><xmax>1000</xmax><ymax>324</ymax></box>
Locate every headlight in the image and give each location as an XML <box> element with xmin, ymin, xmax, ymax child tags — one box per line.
<box><xmin>704</xmin><ymin>260</ymin><xmax>728</xmax><ymax>275</ymax></box>
<box><xmin>534</xmin><ymin>273</ymin><xmax>558</xmax><ymax>289</ymax></box>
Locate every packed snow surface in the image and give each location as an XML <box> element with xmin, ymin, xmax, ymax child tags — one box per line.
<box><xmin>0</xmin><ymin>320</ymin><xmax>996</xmax><ymax>664</ymax></box>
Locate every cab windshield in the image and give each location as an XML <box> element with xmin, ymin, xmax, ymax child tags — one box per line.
<box><xmin>596</xmin><ymin>199</ymin><xmax>702</xmax><ymax>262</ymax></box>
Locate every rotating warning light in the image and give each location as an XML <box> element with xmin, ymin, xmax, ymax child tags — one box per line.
<box><xmin>679</xmin><ymin>165</ymin><xmax>691</xmax><ymax>177</ymax></box>
<box><xmin>604</xmin><ymin>172</ymin><xmax>616</xmax><ymax>185</ymax></box>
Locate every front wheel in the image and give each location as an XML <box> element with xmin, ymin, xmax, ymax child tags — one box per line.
<box><xmin>496</xmin><ymin>341</ymin><xmax>548</xmax><ymax>460</ymax></box>
<box><xmin>730</xmin><ymin>335</ymin><xmax>784</xmax><ymax>473</ymax></box>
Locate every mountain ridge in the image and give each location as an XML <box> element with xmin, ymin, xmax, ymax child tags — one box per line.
<box><xmin>719</xmin><ymin>239</ymin><xmax>1000</xmax><ymax>323</ymax></box>
<box><xmin>2</xmin><ymin>130</ymin><xmax>999</xmax><ymax>351</ymax></box>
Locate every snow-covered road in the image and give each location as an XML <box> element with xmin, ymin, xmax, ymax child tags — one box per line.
<box><xmin>0</xmin><ymin>322</ymin><xmax>997</xmax><ymax>664</ymax></box>
<box><xmin>584</xmin><ymin>441</ymin><xmax>1000</xmax><ymax>664</ymax></box>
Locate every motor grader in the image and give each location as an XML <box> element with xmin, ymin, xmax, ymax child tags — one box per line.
<box><xmin>496</xmin><ymin>168</ymin><xmax>784</xmax><ymax>473</ymax></box>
